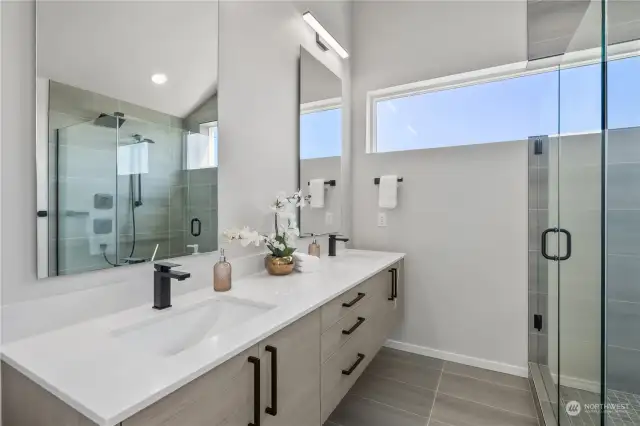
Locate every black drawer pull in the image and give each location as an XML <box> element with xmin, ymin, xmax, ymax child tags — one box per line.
<box><xmin>391</xmin><ymin>268</ymin><xmax>398</xmax><ymax>299</ymax></box>
<box><xmin>388</xmin><ymin>269</ymin><xmax>395</xmax><ymax>300</ymax></box>
<box><xmin>248</xmin><ymin>356</ymin><xmax>260</xmax><ymax>426</ymax></box>
<box><xmin>342</xmin><ymin>317</ymin><xmax>366</xmax><ymax>335</ymax></box>
<box><xmin>342</xmin><ymin>292</ymin><xmax>365</xmax><ymax>308</ymax></box>
<box><xmin>342</xmin><ymin>353</ymin><xmax>366</xmax><ymax>376</ymax></box>
<box><xmin>265</xmin><ymin>345</ymin><xmax>278</xmax><ymax>416</ymax></box>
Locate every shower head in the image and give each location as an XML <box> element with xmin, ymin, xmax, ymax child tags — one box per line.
<box><xmin>94</xmin><ymin>112</ymin><xmax>125</xmax><ymax>129</ymax></box>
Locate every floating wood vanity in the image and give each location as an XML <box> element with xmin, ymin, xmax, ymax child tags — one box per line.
<box><xmin>2</xmin><ymin>251</ymin><xmax>404</xmax><ymax>426</ymax></box>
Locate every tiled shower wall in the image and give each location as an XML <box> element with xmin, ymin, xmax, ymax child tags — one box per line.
<box><xmin>607</xmin><ymin>127</ymin><xmax>640</xmax><ymax>395</ymax></box>
<box><xmin>528</xmin><ymin>136</ymin><xmax>550</xmax><ymax>366</ymax></box>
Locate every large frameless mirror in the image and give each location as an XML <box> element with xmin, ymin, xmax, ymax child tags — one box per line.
<box><xmin>36</xmin><ymin>1</ymin><xmax>219</xmax><ymax>278</ymax></box>
<box><xmin>298</xmin><ymin>46</ymin><xmax>342</xmax><ymax>236</ymax></box>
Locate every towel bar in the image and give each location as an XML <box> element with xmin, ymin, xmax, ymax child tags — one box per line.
<box><xmin>374</xmin><ymin>177</ymin><xmax>403</xmax><ymax>185</ymax></box>
<box><xmin>307</xmin><ymin>180</ymin><xmax>336</xmax><ymax>187</ymax></box>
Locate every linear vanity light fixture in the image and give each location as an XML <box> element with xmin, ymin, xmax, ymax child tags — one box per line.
<box><xmin>302</xmin><ymin>12</ymin><xmax>349</xmax><ymax>59</ymax></box>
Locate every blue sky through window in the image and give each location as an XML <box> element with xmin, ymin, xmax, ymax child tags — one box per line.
<box><xmin>300</xmin><ymin>107</ymin><xmax>342</xmax><ymax>160</ymax></box>
<box><xmin>298</xmin><ymin>56</ymin><xmax>640</xmax><ymax>157</ymax></box>
<box><xmin>372</xmin><ymin>56</ymin><xmax>640</xmax><ymax>153</ymax></box>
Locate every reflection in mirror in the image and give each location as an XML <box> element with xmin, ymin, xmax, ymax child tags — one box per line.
<box><xmin>36</xmin><ymin>1</ymin><xmax>219</xmax><ymax>278</ymax></box>
<box><xmin>299</xmin><ymin>47</ymin><xmax>342</xmax><ymax>236</ymax></box>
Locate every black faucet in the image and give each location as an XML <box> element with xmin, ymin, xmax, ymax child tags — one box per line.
<box><xmin>153</xmin><ymin>262</ymin><xmax>191</xmax><ymax>310</ymax></box>
<box><xmin>329</xmin><ymin>234</ymin><xmax>349</xmax><ymax>257</ymax></box>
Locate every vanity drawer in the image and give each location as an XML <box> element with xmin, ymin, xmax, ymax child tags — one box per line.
<box><xmin>321</xmin><ymin>293</ymin><xmax>376</xmax><ymax>363</ymax></box>
<box><xmin>321</xmin><ymin>282</ymin><xmax>371</xmax><ymax>331</ymax></box>
<box><xmin>320</xmin><ymin>316</ymin><xmax>377</xmax><ymax>423</ymax></box>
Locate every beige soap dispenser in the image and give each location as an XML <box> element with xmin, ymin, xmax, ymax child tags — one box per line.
<box><xmin>214</xmin><ymin>249</ymin><xmax>232</xmax><ymax>292</ymax></box>
<box><xmin>308</xmin><ymin>235</ymin><xmax>321</xmax><ymax>258</ymax></box>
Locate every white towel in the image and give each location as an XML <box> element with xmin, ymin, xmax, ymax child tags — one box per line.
<box><xmin>309</xmin><ymin>179</ymin><xmax>325</xmax><ymax>208</ymax></box>
<box><xmin>118</xmin><ymin>143</ymin><xmax>149</xmax><ymax>176</ymax></box>
<box><xmin>378</xmin><ymin>175</ymin><xmax>398</xmax><ymax>209</ymax></box>
<box><xmin>293</xmin><ymin>252</ymin><xmax>320</xmax><ymax>265</ymax></box>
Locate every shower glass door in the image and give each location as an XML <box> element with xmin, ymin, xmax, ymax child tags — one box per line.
<box><xmin>545</xmin><ymin>1</ymin><xmax>607</xmax><ymax>424</ymax></box>
<box><xmin>52</xmin><ymin>118</ymin><xmax>118</xmax><ymax>275</ymax></box>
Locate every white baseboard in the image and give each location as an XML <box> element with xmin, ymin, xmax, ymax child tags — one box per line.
<box><xmin>385</xmin><ymin>339</ymin><xmax>529</xmax><ymax>378</ymax></box>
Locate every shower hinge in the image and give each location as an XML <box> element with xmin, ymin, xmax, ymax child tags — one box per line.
<box><xmin>534</xmin><ymin>139</ymin><xmax>543</xmax><ymax>155</ymax></box>
<box><xmin>529</xmin><ymin>135</ymin><xmax>547</xmax><ymax>155</ymax></box>
<box><xmin>533</xmin><ymin>314</ymin><xmax>543</xmax><ymax>332</ymax></box>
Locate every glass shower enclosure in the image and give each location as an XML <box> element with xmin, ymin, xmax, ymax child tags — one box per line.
<box><xmin>529</xmin><ymin>0</ymin><xmax>606</xmax><ymax>424</ymax></box>
<box><xmin>49</xmin><ymin>113</ymin><xmax>218</xmax><ymax>276</ymax></box>
<box><xmin>531</xmin><ymin>0</ymin><xmax>640</xmax><ymax>425</ymax></box>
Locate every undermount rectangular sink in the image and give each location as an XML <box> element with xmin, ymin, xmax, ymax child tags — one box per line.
<box><xmin>112</xmin><ymin>297</ymin><xmax>274</xmax><ymax>356</ymax></box>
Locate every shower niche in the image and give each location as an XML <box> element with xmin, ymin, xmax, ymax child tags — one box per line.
<box><xmin>35</xmin><ymin>1</ymin><xmax>219</xmax><ymax>278</ymax></box>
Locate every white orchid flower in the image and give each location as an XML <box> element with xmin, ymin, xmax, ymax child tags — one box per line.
<box><xmin>277</xmin><ymin>210</ymin><xmax>295</xmax><ymax>220</ymax></box>
<box><xmin>223</xmin><ymin>228</ymin><xmax>241</xmax><ymax>242</ymax></box>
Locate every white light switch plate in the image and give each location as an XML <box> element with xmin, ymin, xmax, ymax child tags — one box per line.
<box><xmin>377</xmin><ymin>212</ymin><xmax>387</xmax><ymax>227</ymax></box>
<box><xmin>325</xmin><ymin>212</ymin><xmax>333</xmax><ymax>225</ymax></box>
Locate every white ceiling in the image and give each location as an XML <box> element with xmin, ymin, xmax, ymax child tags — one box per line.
<box><xmin>37</xmin><ymin>1</ymin><xmax>218</xmax><ymax>118</ymax></box>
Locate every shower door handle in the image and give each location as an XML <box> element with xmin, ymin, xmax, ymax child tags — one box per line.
<box><xmin>558</xmin><ymin>229</ymin><xmax>572</xmax><ymax>261</ymax></box>
<box><xmin>541</xmin><ymin>228</ymin><xmax>559</xmax><ymax>261</ymax></box>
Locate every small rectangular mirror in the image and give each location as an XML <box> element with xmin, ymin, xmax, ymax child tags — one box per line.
<box><xmin>298</xmin><ymin>47</ymin><xmax>342</xmax><ymax>236</ymax></box>
<box><xmin>36</xmin><ymin>1</ymin><xmax>219</xmax><ymax>278</ymax></box>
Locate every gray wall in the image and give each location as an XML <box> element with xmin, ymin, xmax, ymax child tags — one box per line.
<box><xmin>184</xmin><ymin>93</ymin><xmax>218</xmax><ymax>133</ymax></box>
<box><xmin>350</xmin><ymin>0</ymin><xmax>530</xmax><ymax>371</ymax></box>
<box><xmin>528</xmin><ymin>0</ymin><xmax>640</xmax><ymax>61</ymax></box>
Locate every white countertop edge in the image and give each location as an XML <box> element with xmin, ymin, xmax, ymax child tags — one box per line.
<box><xmin>2</xmin><ymin>250</ymin><xmax>405</xmax><ymax>426</ymax></box>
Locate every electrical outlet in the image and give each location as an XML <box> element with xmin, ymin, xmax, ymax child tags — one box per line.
<box><xmin>325</xmin><ymin>212</ymin><xmax>333</xmax><ymax>225</ymax></box>
<box><xmin>377</xmin><ymin>212</ymin><xmax>387</xmax><ymax>227</ymax></box>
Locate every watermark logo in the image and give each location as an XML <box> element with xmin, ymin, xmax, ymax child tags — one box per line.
<box><xmin>566</xmin><ymin>400</ymin><xmax>582</xmax><ymax>417</ymax></box>
<box><xmin>565</xmin><ymin>400</ymin><xmax>630</xmax><ymax>416</ymax></box>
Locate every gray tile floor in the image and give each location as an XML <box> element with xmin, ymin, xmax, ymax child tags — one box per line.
<box><xmin>326</xmin><ymin>347</ymin><xmax>539</xmax><ymax>426</ymax></box>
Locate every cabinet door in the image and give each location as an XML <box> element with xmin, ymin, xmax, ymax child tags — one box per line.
<box><xmin>123</xmin><ymin>345</ymin><xmax>259</xmax><ymax>426</ymax></box>
<box><xmin>376</xmin><ymin>261</ymin><xmax>402</xmax><ymax>341</ymax></box>
<box><xmin>260</xmin><ymin>311</ymin><xmax>321</xmax><ymax>426</ymax></box>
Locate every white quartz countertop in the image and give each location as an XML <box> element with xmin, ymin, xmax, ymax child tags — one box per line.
<box><xmin>1</xmin><ymin>249</ymin><xmax>405</xmax><ymax>426</ymax></box>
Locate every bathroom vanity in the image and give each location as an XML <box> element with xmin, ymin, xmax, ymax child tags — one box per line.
<box><xmin>2</xmin><ymin>250</ymin><xmax>404</xmax><ymax>426</ymax></box>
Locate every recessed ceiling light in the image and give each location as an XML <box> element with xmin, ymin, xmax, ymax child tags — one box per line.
<box><xmin>151</xmin><ymin>74</ymin><xmax>167</xmax><ymax>85</ymax></box>
<box><xmin>302</xmin><ymin>12</ymin><xmax>349</xmax><ymax>59</ymax></box>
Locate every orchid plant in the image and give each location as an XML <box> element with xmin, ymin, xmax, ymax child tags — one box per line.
<box><xmin>223</xmin><ymin>191</ymin><xmax>311</xmax><ymax>259</ymax></box>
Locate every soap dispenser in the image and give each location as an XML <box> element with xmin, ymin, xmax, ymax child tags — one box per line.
<box><xmin>213</xmin><ymin>249</ymin><xmax>232</xmax><ymax>292</ymax></box>
<box><xmin>308</xmin><ymin>234</ymin><xmax>321</xmax><ymax>258</ymax></box>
